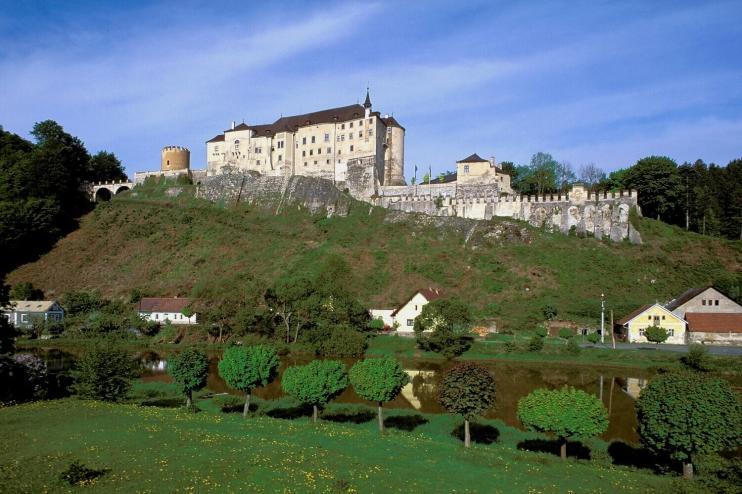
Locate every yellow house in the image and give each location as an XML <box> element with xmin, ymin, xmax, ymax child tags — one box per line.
<box><xmin>615</xmin><ymin>303</ymin><xmax>686</xmax><ymax>344</ymax></box>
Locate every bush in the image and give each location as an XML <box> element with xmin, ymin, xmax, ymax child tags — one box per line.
<box><xmin>644</xmin><ymin>326</ymin><xmax>669</xmax><ymax>345</ymax></box>
<box><xmin>542</xmin><ymin>305</ymin><xmax>557</xmax><ymax>321</ymax></box>
<box><xmin>681</xmin><ymin>344</ymin><xmax>712</xmax><ymax>372</ymax></box>
<box><xmin>534</xmin><ymin>325</ymin><xmax>548</xmax><ymax>338</ymax></box>
<box><xmin>73</xmin><ymin>348</ymin><xmax>136</xmax><ymax>401</ymax></box>
<box><xmin>586</xmin><ymin>332</ymin><xmax>600</xmax><ymax>344</ymax></box>
<box><xmin>368</xmin><ymin>319</ymin><xmax>385</xmax><ymax>331</ymax></box>
<box><xmin>527</xmin><ymin>336</ymin><xmax>544</xmax><ymax>352</ymax></box>
<box><xmin>503</xmin><ymin>341</ymin><xmax>518</xmax><ymax>353</ymax></box>
<box><xmin>558</xmin><ymin>328</ymin><xmax>573</xmax><ymax>340</ymax></box>
<box><xmin>417</xmin><ymin>329</ymin><xmax>474</xmax><ymax>359</ymax></box>
<box><xmin>315</xmin><ymin>325</ymin><xmax>368</xmax><ymax>357</ymax></box>
<box><xmin>212</xmin><ymin>394</ymin><xmax>245</xmax><ymax>413</ymax></box>
<box><xmin>566</xmin><ymin>337</ymin><xmax>581</xmax><ymax>355</ymax></box>
<box><xmin>13</xmin><ymin>353</ymin><xmax>48</xmax><ymax>399</ymax></box>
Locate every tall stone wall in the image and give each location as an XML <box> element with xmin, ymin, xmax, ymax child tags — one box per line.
<box><xmin>196</xmin><ymin>171</ymin><xmax>352</xmax><ymax>216</ymax></box>
<box><xmin>377</xmin><ymin>185</ymin><xmax>641</xmax><ymax>243</ymax></box>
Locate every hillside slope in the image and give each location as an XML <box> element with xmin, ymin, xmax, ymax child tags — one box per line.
<box><xmin>7</xmin><ymin>181</ymin><xmax>740</xmax><ymax>329</ymax></box>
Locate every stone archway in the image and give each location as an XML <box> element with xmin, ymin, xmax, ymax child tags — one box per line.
<box><xmin>95</xmin><ymin>188</ymin><xmax>112</xmax><ymax>202</ymax></box>
<box><xmin>114</xmin><ymin>185</ymin><xmax>130</xmax><ymax>195</ymax></box>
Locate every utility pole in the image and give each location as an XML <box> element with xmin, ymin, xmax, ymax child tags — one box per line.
<box><xmin>610</xmin><ymin>309</ymin><xmax>615</xmax><ymax>349</ymax></box>
<box><xmin>600</xmin><ymin>293</ymin><xmax>605</xmax><ymax>344</ymax></box>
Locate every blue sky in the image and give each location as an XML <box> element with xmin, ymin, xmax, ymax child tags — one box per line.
<box><xmin>1</xmin><ymin>0</ymin><xmax>741</xmax><ymax>179</ymax></box>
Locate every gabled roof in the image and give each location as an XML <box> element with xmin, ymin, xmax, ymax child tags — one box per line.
<box><xmin>686</xmin><ymin>312</ymin><xmax>742</xmax><ymax>333</ymax></box>
<box><xmin>615</xmin><ymin>303</ymin><xmax>683</xmax><ymax>326</ymax></box>
<box><xmin>383</xmin><ymin>116</ymin><xmax>405</xmax><ymax>131</ymax></box>
<box><xmin>391</xmin><ymin>289</ymin><xmax>443</xmax><ymax>316</ymax></box>
<box><xmin>665</xmin><ymin>287</ymin><xmax>709</xmax><ymax>311</ymax></box>
<box><xmin>428</xmin><ymin>172</ymin><xmax>457</xmax><ymax>184</ymax></box>
<box><xmin>138</xmin><ymin>298</ymin><xmax>192</xmax><ymax>313</ymax></box>
<box><xmin>457</xmin><ymin>153</ymin><xmax>488</xmax><ymax>163</ymax></box>
<box><xmin>225</xmin><ymin>123</ymin><xmax>250</xmax><ymax>133</ymax></box>
<box><xmin>206</xmin><ymin>134</ymin><xmax>225</xmax><ymax>143</ymax></box>
<box><xmin>7</xmin><ymin>300</ymin><xmax>61</xmax><ymax>312</ymax></box>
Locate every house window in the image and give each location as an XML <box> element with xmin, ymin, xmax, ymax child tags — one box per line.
<box><xmin>311</xmin><ymin>136</ymin><xmax>316</xmax><ymax>144</ymax></box>
<box><xmin>702</xmin><ymin>300</ymin><xmax>706</xmax><ymax>306</ymax></box>
<box><xmin>324</xmin><ymin>133</ymin><xmax>330</xmax><ymax>142</ymax></box>
<box><xmin>661</xmin><ymin>315</ymin><xmax>665</xmax><ymax>320</ymax></box>
<box><xmin>668</xmin><ymin>328</ymin><xmax>674</xmax><ymax>336</ymax></box>
<box><xmin>414</xmin><ymin>305</ymin><xmax>418</xmax><ymax>311</ymax></box>
<box><xmin>341</xmin><ymin>135</ymin><xmax>345</xmax><ymax>141</ymax></box>
<box><xmin>648</xmin><ymin>315</ymin><xmax>652</xmax><ymax>320</ymax></box>
<box><xmin>21</xmin><ymin>314</ymin><xmax>29</xmax><ymax>323</ymax></box>
<box><xmin>715</xmin><ymin>300</ymin><xmax>719</xmax><ymax>306</ymax></box>
<box><xmin>407</xmin><ymin>319</ymin><xmax>414</xmax><ymax>326</ymax></box>
<box><xmin>350</xmin><ymin>145</ymin><xmax>354</xmax><ymax>152</ymax></box>
<box><xmin>359</xmin><ymin>120</ymin><xmax>363</xmax><ymax>126</ymax></box>
<box><xmin>639</xmin><ymin>327</ymin><xmax>645</xmax><ymax>336</ymax></box>
<box><xmin>464</xmin><ymin>165</ymin><xmax>470</xmax><ymax>174</ymax></box>
<box><xmin>326</xmin><ymin>159</ymin><xmax>330</xmax><ymax>164</ymax></box>
<box><xmin>302</xmin><ymin>137</ymin><xmax>306</xmax><ymax>145</ymax></box>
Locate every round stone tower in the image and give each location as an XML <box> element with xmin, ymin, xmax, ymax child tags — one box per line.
<box><xmin>383</xmin><ymin>117</ymin><xmax>406</xmax><ymax>185</ymax></box>
<box><xmin>161</xmin><ymin>146</ymin><xmax>190</xmax><ymax>172</ymax></box>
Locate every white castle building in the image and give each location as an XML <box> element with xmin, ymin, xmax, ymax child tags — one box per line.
<box><xmin>206</xmin><ymin>91</ymin><xmax>406</xmax><ymax>186</ymax></box>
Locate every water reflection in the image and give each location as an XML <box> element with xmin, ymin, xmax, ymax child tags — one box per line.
<box><xmin>32</xmin><ymin>348</ymin><xmax>660</xmax><ymax>443</ymax></box>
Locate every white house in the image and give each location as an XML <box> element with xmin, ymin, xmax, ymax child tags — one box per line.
<box><xmin>370</xmin><ymin>289</ymin><xmax>443</xmax><ymax>333</ymax></box>
<box><xmin>2</xmin><ymin>300</ymin><xmax>64</xmax><ymax>329</ymax></box>
<box><xmin>138</xmin><ymin>297</ymin><xmax>197</xmax><ymax>325</ymax></box>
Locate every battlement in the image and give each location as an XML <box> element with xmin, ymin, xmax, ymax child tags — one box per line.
<box><xmin>382</xmin><ymin>188</ymin><xmax>637</xmax><ymax>205</ymax></box>
<box><xmin>162</xmin><ymin>146</ymin><xmax>190</xmax><ymax>153</ymax></box>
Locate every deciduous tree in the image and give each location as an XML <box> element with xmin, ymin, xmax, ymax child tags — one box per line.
<box><xmin>349</xmin><ymin>357</ymin><xmax>409</xmax><ymax>432</ymax></box>
<box><xmin>517</xmin><ymin>387</ymin><xmax>608</xmax><ymax>460</ymax></box>
<box><xmin>281</xmin><ymin>360</ymin><xmax>348</xmax><ymax>422</ymax></box>
<box><xmin>636</xmin><ymin>372</ymin><xmax>741</xmax><ymax>479</ymax></box>
<box><xmin>73</xmin><ymin>348</ymin><xmax>136</xmax><ymax>402</ymax></box>
<box><xmin>218</xmin><ymin>345</ymin><xmax>279</xmax><ymax>417</ymax></box>
<box><xmin>644</xmin><ymin>326</ymin><xmax>668</xmax><ymax>345</ymax></box>
<box><xmin>437</xmin><ymin>362</ymin><xmax>497</xmax><ymax>447</ymax></box>
<box><xmin>168</xmin><ymin>349</ymin><xmax>208</xmax><ymax>409</ymax></box>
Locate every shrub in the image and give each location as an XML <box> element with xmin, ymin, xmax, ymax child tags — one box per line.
<box><xmin>73</xmin><ymin>348</ymin><xmax>136</xmax><ymax>401</ymax></box>
<box><xmin>212</xmin><ymin>394</ymin><xmax>245</xmax><ymax>413</ymax></box>
<box><xmin>13</xmin><ymin>353</ymin><xmax>48</xmax><ymax>399</ymax></box>
<box><xmin>281</xmin><ymin>360</ymin><xmax>348</xmax><ymax>422</ymax></box>
<box><xmin>349</xmin><ymin>357</ymin><xmax>409</xmax><ymax>432</ymax></box>
<box><xmin>218</xmin><ymin>345</ymin><xmax>279</xmax><ymax>417</ymax></box>
<box><xmin>542</xmin><ymin>305</ymin><xmax>557</xmax><ymax>321</ymax></box>
<box><xmin>315</xmin><ymin>325</ymin><xmax>368</xmax><ymax>357</ymax></box>
<box><xmin>438</xmin><ymin>362</ymin><xmax>497</xmax><ymax>447</ymax></box>
<box><xmin>417</xmin><ymin>329</ymin><xmax>473</xmax><ymax>359</ymax></box>
<box><xmin>368</xmin><ymin>319</ymin><xmax>385</xmax><ymax>331</ymax></box>
<box><xmin>680</xmin><ymin>344</ymin><xmax>711</xmax><ymax>372</ymax></box>
<box><xmin>503</xmin><ymin>341</ymin><xmax>518</xmax><ymax>353</ymax></box>
<box><xmin>517</xmin><ymin>386</ymin><xmax>608</xmax><ymax>460</ymax></box>
<box><xmin>168</xmin><ymin>349</ymin><xmax>209</xmax><ymax>409</ymax></box>
<box><xmin>586</xmin><ymin>332</ymin><xmax>600</xmax><ymax>344</ymax></box>
<box><xmin>558</xmin><ymin>328</ymin><xmax>573</xmax><ymax>341</ymax></box>
<box><xmin>644</xmin><ymin>326</ymin><xmax>669</xmax><ymax>345</ymax></box>
<box><xmin>527</xmin><ymin>336</ymin><xmax>544</xmax><ymax>352</ymax></box>
<box><xmin>566</xmin><ymin>337</ymin><xmax>581</xmax><ymax>355</ymax></box>
<box><xmin>636</xmin><ymin>372</ymin><xmax>742</xmax><ymax>479</ymax></box>
<box><xmin>534</xmin><ymin>325</ymin><xmax>548</xmax><ymax>338</ymax></box>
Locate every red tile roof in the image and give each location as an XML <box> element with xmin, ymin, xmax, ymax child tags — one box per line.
<box><xmin>138</xmin><ymin>298</ymin><xmax>192</xmax><ymax>313</ymax></box>
<box><xmin>391</xmin><ymin>289</ymin><xmax>443</xmax><ymax>316</ymax></box>
<box><xmin>686</xmin><ymin>312</ymin><xmax>742</xmax><ymax>333</ymax></box>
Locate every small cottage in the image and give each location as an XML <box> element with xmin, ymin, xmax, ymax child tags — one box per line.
<box><xmin>615</xmin><ymin>303</ymin><xmax>686</xmax><ymax>344</ymax></box>
<box><xmin>2</xmin><ymin>300</ymin><xmax>64</xmax><ymax>329</ymax></box>
<box><xmin>370</xmin><ymin>289</ymin><xmax>443</xmax><ymax>333</ymax></box>
<box><xmin>138</xmin><ymin>297</ymin><xmax>197</xmax><ymax>325</ymax></box>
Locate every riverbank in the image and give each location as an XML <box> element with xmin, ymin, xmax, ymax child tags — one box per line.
<box><xmin>1</xmin><ymin>399</ymin><xmax>677</xmax><ymax>493</ymax></box>
<box><xmin>16</xmin><ymin>333</ymin><xmax>742</xmax><ymax>376</ymax></box>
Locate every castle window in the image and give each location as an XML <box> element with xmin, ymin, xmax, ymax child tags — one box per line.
<box><xmin>277</xmin><ymin>141</ymin><xmax>284</xmax><ymax>149</ymax></box>
<box><xmin>302</xmin><ymin>137</ymin><xmax>306</xmax><ymax>145</ymax></box>
<box><xmin>349</xmin><ymin>122</ymin><xmax>353</xmax><ymax>128</ymax></box>
<box><xmin>464</xmin><ymin>165</ymin><xmax>470</xmax><ymax>174</ymax></box>
<box><xmin>314</xmin><ymin>160</ymin><xmax>318</xmax><ymax>165</ymax></box>
<box><xmin>278</xmin><ymin>154</ymin><xmax>282</xmax><ymax>161</ymax></box>
<box><xmin>324</xmin><ymin>133</ymin><xmax>330</xmax><ymax>142</ymax></box>
<box><xmin>350</xmin><ymin>145</ymin><xmax>354</xmax><ymax>152</ymax></box>
<box><xmin>326</xmin><ymin>159</ymin><xmax>330</xmax><ymax>164</ymax></box>
<box><xmin>337</xmin><ymin>136</ymin><xmax>341</xmax><ymax>142</ymax></box>
<box><xmin>234</xmin><ymin>140</ymin><xmax>240</xmax><ymax>150</ymax></box>
<box><xmin>256</xmin><ymin>160</ymin><xmax>261</xmax><ymax>165</ymax></box>
<box><xmin>255</xmin><ymin>147</ymin><xmax>262</xmax><ymax>154</ymax></box>
<box><xmin>341</xmin><ymin>135</ymin><xmax>345</xmax><ymax>141</ymax></box>
<box><xmin>304</xmin><ymin>162</ymin><xmax>308</xmax><ymax>166</ymax></box>
<box><xmin>318</xmin><ymin>148</ymin><xmax>322</xmax><ymax>154</ymax></box>
<box><xmin>310</xmin><ymin>149</ymin><xmax>313</xmax><ymax>156</ymax></box>
<box><xmin>359</xmin><ymin>131</ymin><xmax>363</xmax><ymax>137</ymax></box>
<box><xmin>341</xmin><ymin>123</ymin><xmax>345</xmax><ymax>129</ymax></box>
<box><xmin>326</xmin><ymin>147</ymin><xmax>331</xmax><ymax>154</ymax></box>
<box><xmin>369</xmin><ymin>129</ymin><xmax>373</xmax><ymax>136</ymax></box>
<box><xmin>311</xmin><ymin>136</ymin><xmax>316</xmax><ymax>144</ymax></box>
<box><xmin>349</xmin><ymin>133</ymin><xmax>353</xmax><ymax>140</ymax></box>
<box><xmin>359</xmin><ymin>120</ymin><xmax>363</xmax><ymax>126</ymax></box>
<box><xmin>338</xmin><ymin>149</ymin><xmax>341</xmax><ymax>155</ymax></box>
<box><xmin>215</xmin><ymin>146</ymin><xmax>220</xmax><ymax>153</ymax></box>
<box><xmin>368</xmin><ymin>118</ymin><xmax>373</xmax><ymax>124</ymax></box>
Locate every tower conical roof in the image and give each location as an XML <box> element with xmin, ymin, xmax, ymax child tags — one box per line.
<box><xmin>363</xmin><ymin>89</ymin><xmax>372</xmax><ymax>109</ymax></box>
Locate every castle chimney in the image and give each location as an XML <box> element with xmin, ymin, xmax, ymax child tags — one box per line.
<box><xmin>231</xmin><ymin>121</ymin><xmax>235</xmax><ymax>130</ymax></box>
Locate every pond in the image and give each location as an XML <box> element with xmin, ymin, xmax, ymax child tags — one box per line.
<box><xmin>34</xmin><ymin>348</ymin><xmax>655</xmax><ymax>443</ymax></box>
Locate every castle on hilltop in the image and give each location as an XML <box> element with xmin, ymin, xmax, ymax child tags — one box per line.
<box><xmin>205</xmin><ymin>90</ymin><xmax>406</xmax><ymax>186</ymax></box>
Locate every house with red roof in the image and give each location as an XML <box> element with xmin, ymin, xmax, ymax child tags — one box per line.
<box><xmin>370</xmin><ymin>288</ymin><xmax>443</xmax><ymax>333</ymax></box>
<box><xmin>137</xmin><ymin>297</ymin><xmax>197</xmax><ymax>325</ymax></box>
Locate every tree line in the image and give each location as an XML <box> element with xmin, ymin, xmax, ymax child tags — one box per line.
<box><xmin>500</xmin><ymin>153</ymin><xmax>741</xmax><ymax>240</ymax></box>
<box><xmin>0</xmin><ymin>121</ymin><xmax>127</xmax><ymax>274</ymax></box>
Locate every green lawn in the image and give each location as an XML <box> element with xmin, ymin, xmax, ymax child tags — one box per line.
<box><xmin>1</xmin><ymin>399</ymin><xmax>676</xmax><ymax>493</ymax></box>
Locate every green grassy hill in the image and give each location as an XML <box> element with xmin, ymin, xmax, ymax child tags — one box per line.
<box><xmin>7</xmin><ymin>180</ymin><xmax>740</xmax><ymax>329</ymax></box>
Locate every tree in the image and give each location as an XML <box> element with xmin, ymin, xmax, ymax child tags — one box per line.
<box><xmin>437</xmin><ymin>362</ymin><xmax>497</xmax><ymax>447</ymax></box>
<box><xmin>73</xmin><ymin>348</ymin><xmax>136</xmax><ymax>401</ymax></box>
<box><xmin>636</xmin><ymin>372</ymin><xmax>741</xmax><ymax>479</ymax></box>
<box><xmin>9</xmin><ymin>282</ymin><xmax>44</xmax><ymax>301</ymax></box>
<box><xmin>88</xmin><ymin>151</ymin><xmax>127</xmax><ymax>183</ymax></box>
<box><xmin>623</xmin><ymin>156</ymin><xmax>682</xmax><ymax>221</ymax></box>
<box><xmin>578</xmin><ymin>163</ymin><xmax>605</xmax><ymax>190</ymax></box>
<box><xmin>542</xmin><ymin>305</ymin><xmax>557</xmax><ymax>321</ymax></box>
<box><xmin>349</xmin><ymin>357</ymin><xmax>409</xmax><ymax>432</ymax></box>
<box><xmin>413</xmin><ymin>298</ymin><xmax>474</xmax><ymax>359</ymax></box>
<box><xmin>264</xmin><ymin>274</ymin><xmax>315</xmax><ymax>344</ymax></box>
<box><xmin>680</xmin><ymin>344</ymin><xmax>711</xmax><ymax>372</ymax></box>
<box><xmin>0</xmin><ymin>279</ymin><xmax>16</xmax><ymax>354</ymax></box>
<box><xmin>517</xmin><ymin>387</ymin><xmax>608</xmax><ymax>460</ymax></box>
<box><xmin>281</xmin><ymin>360</ymin><xmax>348</xmax><ymax>422</ymax></box>
<box><xmin>526</xmin><ymin>152</ymin><xmax>558</xmax><ymax>195</ymax></box>
<box><xmin>168</xmin><ymin>349</ymin><xmax>209</xmax><ymax>409</ymax></box>
<box><xmin>555</xmin><ymin>161</ymin><xmax>576</xmax><ymax>190</ymax></box>
<box><xmin>644</xmin><ymin>326</ymin><xmax>668</xmax><ymax>345</ymax></box>
<box><xmin>218</xmin><ymin>345</ymin><xmax>279</xmax><ymax>417</ymax></box>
